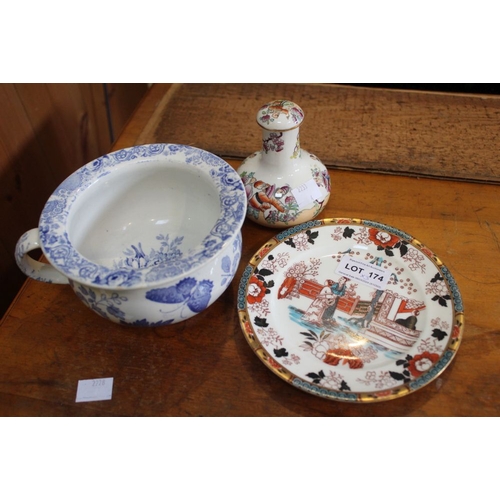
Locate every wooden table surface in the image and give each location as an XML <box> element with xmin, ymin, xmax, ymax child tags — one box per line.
<box><xmin>1</xmin><ymin>84</ymin><xmax>499</xmax><ymax>416</ymax></box>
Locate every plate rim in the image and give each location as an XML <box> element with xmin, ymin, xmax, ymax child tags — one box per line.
<box><xmin>237</xmin><ymin>217</ymin><xmax>464</xmax><ymax>403</ymax></box>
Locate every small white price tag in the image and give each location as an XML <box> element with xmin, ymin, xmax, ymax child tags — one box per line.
<box><xmin>75</xmin><ymin>377</ymin><xmax>114</xmax><ymax>403</ymax></box>
<box><xmin>291</xmin><ymin>179</ymin><xmax>322</xmax><ymax>210</ymax></box>
<box><xmin>336</xmin><ymin>255</ymin><xmax>390</xmax><ymax>290</ymax></box>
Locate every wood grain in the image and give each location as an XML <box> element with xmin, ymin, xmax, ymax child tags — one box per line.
<box><xmin>138</xmin><ymin>83</ymin><xmax>500</xmax><ymax>184</ymax></box>
<box><xmin>1</xmin><ymin>164</ymin><xmax>498</xmax><ymax>416</ymax></box>
<box><xmin>1</xmin><ymin>84</ymin><xmax>499</xmax><ymax>416</ymax></box>
<box><xmin>0</xmin><ymin>83</ymin><xmax>148</xmax><ymax>317</ymax></box>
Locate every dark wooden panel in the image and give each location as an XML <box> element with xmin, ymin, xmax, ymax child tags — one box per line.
<box><xmin>138</xmin><ymin>83</ymin><xmax>500</xmax><ymax>184</ymax></box>
<box><xmin>106</xmin><ymin>83</ymin><xmax>149</xmax><ymax>141</ymax></box>
<box><xmin>0</xmin><ymin>83</ymin><xmax>148</xmax><ymax>318</ymax></box>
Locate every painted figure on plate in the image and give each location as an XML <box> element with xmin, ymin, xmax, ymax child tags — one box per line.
<box><xmin>302</xmin><ymin>277</ymin><xmax>349</xmax><ymax>327</ymax></box>
<box><xmin>321</xmin><ymin>276</ymin><xmax>348</xmax><ymax>326</ymax></box>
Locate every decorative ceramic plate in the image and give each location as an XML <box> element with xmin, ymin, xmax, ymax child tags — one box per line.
<box><xmin>238</xmin><ymin>218</ymin><xmax>464</xmax><ymax>403</ymax></box>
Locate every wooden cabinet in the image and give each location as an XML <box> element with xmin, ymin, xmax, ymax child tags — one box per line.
<box><xmin>0</xmin><ymin>83</ymin><xmax>148</xmax><ymax>317</ymax></box>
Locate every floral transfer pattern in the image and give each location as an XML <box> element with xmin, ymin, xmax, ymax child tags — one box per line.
<box><xmin>75</xmin><ymin>284</ymin><xmax>175</xmax><ymax>326</ymax></box>
<box><xmin>262</xmin><ymin>132</ymin><xmax>285</xmax><ymax>153</ymax></box>
<box><xmin>74</xmin><ymin>277</ymin><xmax>215</xmax><ymax>325</ymax></box>
<box><xmin>115</xmin><ymin>234</ymin><xmax>184</xmax><ymax>271</ymax></box>
<box><xmin>258</xmin><ymin>100</ymin><xmax>304</xmax><ymax>129</ymax></box>
<box><xmin>73</xmin><ymin>231</ymin><xmax>240</xmax><ymax>325</ymax></box>
<box><xmin>38</xmin><ymin>144</ymin><xmax>246</xmax><ymax>289</ymax></box>
<box><xmin>238</xmin><ymin>219</ymin><xmax>464</xmax><ymax>403</ymax></box>
<box><xmin>221</xmin><ymin>235</ymin><xmax>242</xmax><ymax>287</ymax></box>
<box><xmin>262</xmin><ymin>131</ymin><xmax>300</xmax><ymax>160</ymax></box>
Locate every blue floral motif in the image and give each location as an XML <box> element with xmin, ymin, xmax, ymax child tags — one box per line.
<box><xmin>187</xmin><ymin>280</ymin><xmax>214</xmax><ymax>312</ymax></box>
<box><xmin>75</xmin><ymin>285</ymin><xmax>128</xmax><ymax>321</ymax></box>
<box><xmin>118</xmin><ymin>234</ymin><xmax>184</xmax><ymax>270</ymax></box>
<box><xmin>79</xmin><ymin>263</ymin><xmax>99</xmax><ymax>280</ymax></box>
<box><xmin>50</xmin><ymin>245</ymin><xmax>71</xmax><ymax>261</ymax></box>
<box><xmin>93</xmin><ymin>269</ymin><xmax>142</xmax><ymax>287</ymax></box>
<box><xmin>113</xmin><ymin>149</ymin><xmax>130</xmax><ymax>161</ymax></box>
<box><xmin>221</xmin><ymin>256</ymin><xmax>232</xmax><ymax>281</ymax></box>
<box><xmin>55</xmin><ymin>171</ymin><xmax>85</xmax><ymax>194</ymax></box>
<box><xmin>43</xmin><ymin>200</ymin><xmax>65</xmax><ymax>216</ymax></box>
<box><xmin>144</xmin><ymin>261</ymin><xmax>190</xmax><ymax>282</ymax></box>
<box><xmin>212</xmin><ymin>221</ymin><xmax>232</xmax><ymax>239</ymax></box>
<box><xmin>38</xmin><ymin>144</ymin><xmax>247</xmax><ymax>289</ymax></box>
<box><xmin>221</xmin><ymin>234</ymin><xmax>242</xmax><ymax>286</ymax></box>
<box><xmin>145</xmin><ymin>277</ymin><xmax>214</xmax><ymax>315</ymax></box>
<box><xmin>39</xmin><ymin>225</ymin><xmax>59</xmax><ymax>245</ymax></box>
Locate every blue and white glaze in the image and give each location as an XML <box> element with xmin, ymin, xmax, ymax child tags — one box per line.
<box><xmin>72</xmin><ymin>231</ymin><xmax>243</xmax><ymax>325</ymax></box>
<box><xmin>36</xmin><ymin>144</ymin><xmax>245</xmax><ymax>287</ymax></box>
<box><xmin>15</xmin><ymin>144</ymin><xmax>247</xmax><ymax>326</ymax></box>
